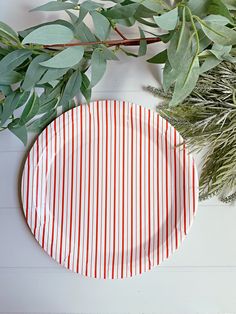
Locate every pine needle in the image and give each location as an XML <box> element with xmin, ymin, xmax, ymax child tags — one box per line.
<box><xmin>146</xmin><ymin>62</ymin><xmax>236</xmax><ymax>203</ymax></box>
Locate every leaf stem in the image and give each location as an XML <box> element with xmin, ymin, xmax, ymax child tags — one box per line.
<box><xmin>43</xmin><ymin>37</ymin><xmax>161</xmax><ymax>48</ymax></box>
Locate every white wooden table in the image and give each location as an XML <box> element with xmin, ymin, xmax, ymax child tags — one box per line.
<box><xmin>0</xmin><ymin>1</ymin><xmax>236</xmax><ymax>313</ymax></box>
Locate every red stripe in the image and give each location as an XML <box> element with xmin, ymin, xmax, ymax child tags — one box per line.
<box><xmin>139</xmin><ymin>106</ymin><xmax>142</xmax><ymax>274</ymax></box>
<box><xmin>85</xmin><ymin>107</ymin><xmax>92</xmax><ymax>276</ymax></box>
<box><xmin>94</xmin><ymin>102</ymin><xmax>100</xmax><ymax>277</ymax></box>
<box><xmin>42</xmin><ymin>128</ymin><xmax>48</xmax><ymax>249</ymax></box>
<box><xmin>59</xmin><ymin>115</ymin><xmax>66</xmax><ymax>263</ymax></box>
<box><xmin>183</xmin><ymin>144</ymin><xmax>187</xmax><ymax>235</ymax></box>
<box><xmin>26</xmin><ymin>155</ymin><xmax>30</xmax><ymax>223</ymax></box>
<box><xmin>103</xmin><ymin>101</ymin><xmax>109</xmax><ymax>279</ymax></box>
<box><xmin>121</xmin><ymin>101</ymin><xmax>125</xmax><ymax>278</ymax></box>
<box><xmin>112</xmin><ymin>101</ymin><xmax>117</xmax><ymax>279</ymax></box>
<box><xmin>34</xmin><ymin>138</ymin><xmax>39</xmax><ymax>237</ymax></box>
<box><xmin>174</xmin><ymin>129</ymin><xmax>178</xmax><ymax>249</ymax></box>
<box><xmin>165</xmin><ymin>122</ymin><xmax>169</xmax><ymax>258</ymax></box>
<box><xmin>157</xmin><ymin>115</ymin><xmax>160</xmax><ymax>264</ymax></box>
<box><xmin>130</xmin><ymin>106</ymin><xmax>134</xmax><ymax>276</ymax></box>
<box><xmin>148</xmin><ymin>110</ymin><xmax>151</xmax><ymax>269</ymax></box>
<box><xmin>50</xmin><ymin>121</ymin><xmax>57</xmax><ymax>257</ymax></box>
<box><xmin>76</xmin><ymin>105</ymin><xmax>83</xmax><ymax>273</ymax></box>
<box><xmin>68</xmin><ymin>110</ymin><xmax>75</xmax><ymax>268</ymax></box>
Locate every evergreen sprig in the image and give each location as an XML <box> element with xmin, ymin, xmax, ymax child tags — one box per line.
<box><xmin>146</xmin><ymin>61</ymin><xmax>236</xmax><ymax>203</ymax></box>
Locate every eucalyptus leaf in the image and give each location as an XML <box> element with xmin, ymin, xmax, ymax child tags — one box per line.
<box><xmin>91</xmin><ymin>11</ymin><xmax>110</xmax><ymax>40</ymax></box>
<box><xmin>224</xmin><ymin>0</ymin><xmax>236</xmax><ymax>10</ymax></box>
<box><xmin>81</xmin><ymin>73</ymin><xmax>91</xmax><ymax>103</ymax></box>
<box><xmin>0</xmin><ymin>85</ymin><xmax>12</xmax><ymax>96</ymax></box>
<box><xmin>38</xmin><ymin>98</ymin><xmax>58</xmax><ymax>114</ymax></box>
<box><xmin>162</xmin><ymin>60</ymin><xmax>178</xmax><ymax>91</ymax></box>
<box><xmin>203</xmin><ymin>14</ymin><xmax>232</xmax><ymax>25</ymax></box>
<box><xmin>104</xmin><ymin>3</ymin><xmax>139</xmax><ymax>19</ymax></box>
<box><xmin>19</xmin><ymin>20</ymin><xmax>74</xmax><ymax>38</ymax></box>
<box><xmin>75</xmin><ymin>22</ymin><xmax>97</xmax><ymax>42</ymax></box>
<box><xmin>207</xmin><ymin>0</ymin><xmax>234</xmax><ymax>23</ymax></box>
<box><xmin>170</xmin><ymin>56</ymin><xmax>200</xmax><ymax>106</ymax></box>
<box><xmin>22</xmin><ymin>24</ymin><xmax>74</xmax><ymax>45</ymax></box>
<box><xmin>0</xmin><ymin>71</ymin><xmax>23</xmax><ymax>85</ymax></box>
<box><xmin>8</xmin><ymin>119</ymin><xmax>27</xmax><ymax>145</ymax></box>
<box><xmin>188</xmin><ymin>0</ymin><xmax>210</xmax><ymax>16</ymax></box>
<box><xmin>147</xmin><ymin>49</ymin><xmax>167</xmax><ymax>63</ymax></box>
<box><xmin>38</xmin><ymin>68</ymin><xmax>68</xmax><ymax>84</ymax></box>
<box><xmin>30</xmin><ymin>1</ymin><xmax>77</xmax><ymax>12</ymax></box>
<box><xmin>22</xmin><ymin>54</ymin><xmax>50</xmax><ymax>91</ymax></box>
<box><xmin>0</xmin><ymin>21</ymin><xmax>19</xmax><ymax>42</ymax></box>
<box><xmin>101</xmin><ymin>46</ymin><xmax>119</xmax><ymax>60</ymax></box>
<box><xmin>200</xmin><ymin>55</ymin><xmax>221</xmax><ymax>73</ymax></box>
<box><xmin>90</xmin><ymin>48</ymin><xmax>107</xmax><ymax>87</ymax></box>
<box><xmin>59</xmin><ymin>70</ymin><xmax>82</xmax><ymax>109</ymax></box>
<box><xmin>138</xmin><ymin>27</ymin><xmax>147</xmax><ymax>56</ymax></box>
<box><xmin>28</xmin><ymin>110</ymin><xmax>57</xmax><ymax>133</ymax></box>
<box><xmin>19</xmin><ymin>92</ymin><xmax>39</xmax><ymax>125</ymax></box>
<box><xmin>199</xmin><ymin>20</ymin><xmax>236</xmax><ymax>45</ymax></box>
<box><xmin>154</xmin><ymin>7</ymin><xmax>178</xmax><ymax>30</ymax></box>
<box><xmin>0</xmin><ymin>93</ymin><xmax>16</xmax><ymax>126</ymax></box>
<box><xmin>40</xmin><ymin>46</ymin><xmax>84</xmax><ymax>68</ymax></box>
<box><xmin>0</xmin><ymin>49</ymin><xmax>32</xmax><ymax>73</ymax></box>
<box><xmin>167</xmin><ymin>15</ymin><xmax>192</xmax><ymax>70</ymax></box>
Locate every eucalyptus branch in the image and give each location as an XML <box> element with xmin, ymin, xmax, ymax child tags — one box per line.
<box><xmin>43</xmin><ymin>37</ymin><xmax>161</xmax><ymax>49</ymax></box>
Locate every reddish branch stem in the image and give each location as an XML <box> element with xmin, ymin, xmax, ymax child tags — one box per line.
<box><xmin>114</xmin><ymin>27</ymin><xmax>127</xmax><ymax>40</ymax></box>
<box><xmin>43</xmin><ymin>37</ymin><xmax>161</xmax><ymax>48</ymax></box>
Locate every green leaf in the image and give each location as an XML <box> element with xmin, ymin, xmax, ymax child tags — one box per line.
<box><xmin>0</xmin><ymin>93</ymin><xmax>16</xmax><ymax>126</ymax></box>
<box><xmin>38</xmin><ymin>68</ymin><xmax>68</xmax><ymax>84</ymax></box>
<box><xmin>75</xmin><ymin>22</ymin><xmax>97</xmax><ymax>42</ymax></box>
<box><xmin>154</xmin><ymin>7</ymin><xmax>178</xmax><ymax>30</ymax></box>
<box><xmin>81</xmin><ymin>73</ymin><xmax>91</xmax><ymax>103</ymax></box>
<box><xmin>138</xmin><ymin>27</ymin><xmax>147</xmax><ymax>56</ymax></box>
<box><xmin>8</xmin><ymin>119</ymin><xmax>27</xmax><ymax>145</ymax></box>
<box><xmin>200</xmin><ymin>55</ymin><xmax>221</xmax><ymax>73</ymax></box>
<box><xmin>0</xmin><ymin>71</ymin><xmax>23</xmax><ymax>85</ymax></box>
<box><xmin>38</xmin><ymin>98</ymin><xmax>58</xmax><ymax>114</ymax></box>
<box><xmin>59</xmin><ymin>70</ymin><xmax>82</xmax><ymax>109</ymax></box>
<box><xmin>224</xmin><ymin>0</ymin><xmax>236</xmax><ymax>10</ymax></box>
<box><xmin>147</xmin><ymin>49</ymin><xmax>167</xmax><ymax>63</ymax></box>
<box><xmin>101</xmin><ymin>46</ymin><xmax>119</xmax><ymax>60</ymax></box>
<box><xmin>19</xmin><ymin>92</ymin><xmax>39</xmax><ymax>125</ymax></box>
<box><xmin>90</xmin><ymin>48</ymin><xmax>107</xmax><ymax>87</ymax></box>
<box><xmin>91</xmin><ymin>11</ymin><xmax>110</xmax><ymax>40</ymax></box>
<box><xmin>76</xmin><ymin>0</ymin><xmax>104</xmax><ymax>24</ymax></box>
<box><xmin>132</xmin><ymin>0</ymin><xmax>163</xmax><ymax>12</ymax></box>
<box><xmin>162</xmin><ymin>60</ymin><xmax>178</xmax><ymax>91</ymax></box>
<box><xmin>0</xmin><ymin>49</ymin><xmax>32</xmax><ymax>73</ymax></box>
<box><xmin>0</xmin><ymin>21</ymin><xmax>19</xmax><ymax>42</ymax></box>
<box><xmin>22</xmin><ymin>54</ymin><xmax>50</xmax><ymax>91</ymax></box>
<box><xmin>40</xmin><ymin>46</ymin><xmax>84</xmax><ymax>68</ymax></box>
<box><xmin>169</xmin><ymin>56</ymin><xmax>200</xmax><ymax>106</ymax></box>
<box><xmin>207</xmin><ymin>0</ymin><xmax>234</xmax><ymax>23</ymax></box>
<box><xmin>22</xmin><ymin>24</ymin><xmax>74</xmax><ymax>45</ymax></box>
<box><xmin>167</xmin><ymin>12</ymin><xmax>191</xmax><ymax>70</ymax></box>
<box><xmin>188</xmin><ymin>0</ymin><xmax>210</xmax><ymax>16</ymax></box>
<box><xmin>0</xmin><ymin>90</ymin><xmax>30</xmax><ymax>126</ymax></box>
<box><xmin>0</xmin><ymin>85</ymin><xmax>12</xmax><ymax>96</ymax></box>
<box><xmin>204</xmin><ymin>14</ymin><xmax>232</xmax><ymax>25</ymax></box>
<box><xmin>30</xmin><ymin>1</ymin><xmax>77</xmax><ymax>11</ymax></box>
<box><xmin>28</xmin><ymin>110</ymin><xmax>57</xmax><ymax>133</ymax></box>
<box><xmin>104</xmin><ymin>3</ymin><xmax>139</xmax><ymax>19</ymax></box>
<box><xmin>199</xmin><ymin>20</ymin><xmax>236</xmax><ymax>45</ymax></box>
<box><xmin>19</xmin><ymin>20</ymin><xmax>74</xmax><ymax>38</ymax></box>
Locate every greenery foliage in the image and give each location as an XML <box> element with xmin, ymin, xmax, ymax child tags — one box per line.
<box><xmin>0</xmin><ymin>0</ymin><xmax>236</xmax><ymax>145</ymax></box>
<box><xmin>146</xmin><ymin>61</ymin><xmax>236</xmax><ymax>203</ymax></box>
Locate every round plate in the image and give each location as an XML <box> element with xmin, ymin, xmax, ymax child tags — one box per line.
<box><xmin>21</xmin><ymin>100</ymin><xmax>198</xmax><ymax>279</ymax></box>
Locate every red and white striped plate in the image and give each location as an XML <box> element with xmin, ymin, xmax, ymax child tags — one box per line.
<box><xmin>21</xmin><ymin>100</ymin><xmax>198</xmax><ymax>279</ymax></box>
